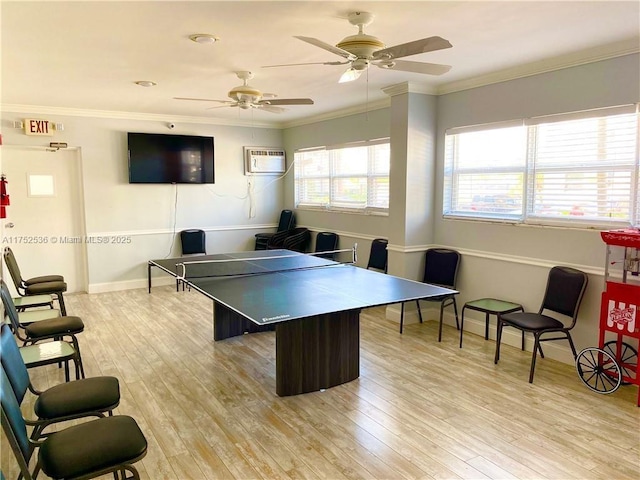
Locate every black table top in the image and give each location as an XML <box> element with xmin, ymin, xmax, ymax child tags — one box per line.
<box><xmin>150</xmin><ymin>250</ymin><xmax>457</xmax><ymax>325</ymax></box>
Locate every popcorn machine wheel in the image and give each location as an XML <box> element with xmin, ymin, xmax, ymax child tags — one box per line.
<box><xmin>575</xmin><ymin>228</ymin><xmax>640</xmax><ymax>406</ymax></box>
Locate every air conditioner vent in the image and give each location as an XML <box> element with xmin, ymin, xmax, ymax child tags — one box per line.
<box><xmin>244</xmin><ymin>146</ymin><xmax>286</xmax><ymax>175</ymax></box>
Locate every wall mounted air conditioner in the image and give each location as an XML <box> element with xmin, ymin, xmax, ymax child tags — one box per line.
<box><xmin>244</xmin><ymin>147</ymin><xmax>286</xmax><ymax>175</ymax></box>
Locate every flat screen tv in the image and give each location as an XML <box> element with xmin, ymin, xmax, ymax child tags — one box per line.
<box><xmin>128</xmin><ymin>132</ymin><xmax>214</xmax><ymax>184</ymax></box>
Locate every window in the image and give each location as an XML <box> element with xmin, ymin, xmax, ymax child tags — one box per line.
<box><xmin>295</xmin><ymin>140</ymin><xmax>390</xmax><ymax>213</ymax></box>
<box><xmin>444</xmin><ymin>105</ymin><xmax>639</xmax><ymax>227</ymax></box>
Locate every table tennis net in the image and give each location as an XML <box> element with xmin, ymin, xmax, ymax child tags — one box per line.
<box><xmin>176</xmin><ymin>248</ymin><xmax>356</xmax><ymax>280</ymax></box>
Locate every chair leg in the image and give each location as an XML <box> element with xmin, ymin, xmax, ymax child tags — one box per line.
<box><xmin>566</xmin><ymin>332</ymin><xmax>578</xmax><ymax>358</ymax></box>
<box><xmin>529</xmin><ymin>333</ymin><xmax>541</xmax><ymax>383</ymax></box>
<box><xmin>437</xmin><ymin>304</ymin><xmax>445</xmax><ymax>342</ymax></box>
<box><xmin>70</xmin><ymin>336</ymin><xmax>86</xmax><ymax>378</ymax></box>
<box><xmin>494</xmin><ymin>319</ymin><xmax>504</xmax><ymax>364</ymax></box>
<box><xmin>416</xmin><ymin>300</ymin><xmax>423</xmax><ymax>323</ymax></box>
<box><xmin>32</xmin><ymin>461</ymin><xmax>42</xmax><ymax>480</ymax></box>
<box><xmin>452</xmin><ymin>298</ymin><xmax>459</xmax><ymax>330</ymax></box>
<box><xmin>56</xmin><ymin>292</ymin><xmax>67</xmax><ymax>316</ymax></box>
<box><xmin>399</xmin><ymin>302</ymin><xmax>405</xmax><ymax>334</ymax></box>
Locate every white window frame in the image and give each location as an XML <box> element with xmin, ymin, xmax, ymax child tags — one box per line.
<box><xmin>443</xmin><ymin>105</ymin><xmax>640</xmax><ymax>228</ymax></box>
<box><xmin>294</xmin><ymin>139</ymin><xmax>390</xmax><ymax>215</ymax></box>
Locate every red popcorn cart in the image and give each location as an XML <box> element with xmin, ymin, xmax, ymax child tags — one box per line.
<box><xmin>576</xmin><ymin>228</ymin><xmax>640</xmax><ymax>406</ymax></box>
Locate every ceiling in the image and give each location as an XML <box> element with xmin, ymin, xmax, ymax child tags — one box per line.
<box><xmin>2</xmin><ymin>1</ymin><xmax>639</xmax><ymax>128</ymax></box>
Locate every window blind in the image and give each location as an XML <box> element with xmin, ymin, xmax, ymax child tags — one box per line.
<box><xmin>444</xmin><ymin>105</ymin><xmax>640</xmax><ymax>227</ymax></box>
<box><xmin>294</xmin><ymin>140</ymin><xmax>390</xmax><ymax>213</ymax></box>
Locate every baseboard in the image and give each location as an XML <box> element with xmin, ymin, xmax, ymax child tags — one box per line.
<box><xmin>88</xmin><ymin>276</ymin><xmax>175</xmax><ymax>294</ymax></box>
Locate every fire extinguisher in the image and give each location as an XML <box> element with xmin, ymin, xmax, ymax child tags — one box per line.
<box><xmin>1</xmin><ymin>174</ymin><xmax>10</xmax><ymax>219</ymax></box>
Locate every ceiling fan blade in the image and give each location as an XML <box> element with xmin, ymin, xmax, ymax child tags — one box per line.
<box><xmin>373</xmin><ymin>36</ymin><xmax>452</xmax><ymax>60</ymax></box>
<box><xmin>262</xmin><ymin>60</ymin><xmax>349</xmax><ymax>68</ymax></box>
<box><xmin>294</xmin><ymin>36</ymin><xmax>357</xmax><ymax>60</ymax></box>
<box><xmin>257</xmin><ymin>105</ymin><xmax>285</xmax><ymax>114</ymax></box>
<box><xmin>338</xmin><ymin>68</ymin><xmax>362</xmax><ymax>83</ymax></box>
<box><xmin>381</xmin><ymin>60</ymin><xmax>452</xmax><ymax>76</ymax></box>
<box><xmin>259</xmin><ymin>98</ymin><xmax>314</xmax><ymax>106</ymax></box>
<box><xmin>205</xmin><ymin>104</ymin><xmax>238</xmax><ymax>110</ymax></box>
<box><xmin>174</xmin><ymin>97</ymin><xmax>231</xmax><ymax>104</ymax></box>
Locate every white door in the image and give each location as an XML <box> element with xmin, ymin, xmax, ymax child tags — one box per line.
<box><xmin>1</xmin><ymin>146</ymin><xmax>87</xmax><ymax>293</ymax></box>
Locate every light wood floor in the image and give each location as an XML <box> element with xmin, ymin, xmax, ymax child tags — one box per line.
<box><xmin>2</xmin><ymin>286</ymin><xmax>639</xmax><ymax>479</ymax></box>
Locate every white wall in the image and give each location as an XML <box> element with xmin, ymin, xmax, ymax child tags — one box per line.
<box><xmin>1</xmin><ymin>113</ymin><xmax>284</xmax><ymax>291</ymax></box>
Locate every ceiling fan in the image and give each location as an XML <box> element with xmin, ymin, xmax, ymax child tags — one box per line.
<box><xmin>264</xmin><ymin>11</ymin><xmax>452</xmax><ymax>83</ymax></box>
<box><xmin>174</xmin><ymin>71</ymin><xmax>314</xmax><ymax>113</ymax></box>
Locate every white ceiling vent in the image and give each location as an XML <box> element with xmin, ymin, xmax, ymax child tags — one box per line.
<box><xmin>244</xmin><ymin>147</ymin><xmax>286</xmax><ymax>175</ymax></box>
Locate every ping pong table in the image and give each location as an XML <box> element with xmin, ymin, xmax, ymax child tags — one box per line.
<box><xmin>148</xmin><ymin>248</ymin><xmax>457</xmax><ymax>396</ymax></box>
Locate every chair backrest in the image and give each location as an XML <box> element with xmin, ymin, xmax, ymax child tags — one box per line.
<box><xmin>282</xmin><ymin>228</ymin><xmax>311</xmax><ymax>253</ymax></box>
<box><xmin>0</xmin><ymin>281</ymin><xmax>25</xmax><ymax>340</ymax></box>
<box><xmin>0</xmin><ymin>324</ymin><xmax>30</xmax><ymax>405</ymax></box>
<box><xmin>422</xmin><ymin>248</ymin><xmax>461</xmax><ymax>289</ymax></box>
<box><xmin>367</xmin><ymin>238</ymin><xmax>388</xmax><ymax>273</ymax></box>
<box><xmin>315</xmin><ymin>232</ymin><xmax>339</xmax><ymax>259</ymax></box>
<box><xmin>3</xmin><ymin>247</ymin><xmax>25</xmax><ymax>292</ymax></box>
<box><xmin>540</xmin><ymin>266</ymin><xmax>588</xmax><ymax>326</ymax></box>
<box><xmin>277</xmin><ymin>210</ymin><xmax>295</xmax><ymax>232</ymax></box>
<box><xmin>1</xmin><ymin>368</ymin><xmax>33</xmax><ymax>478</ymax></box>
<box><xmin>180</xmin><ymin>229</ymin><xmax>206</xmax><ymax>255</ymax></box>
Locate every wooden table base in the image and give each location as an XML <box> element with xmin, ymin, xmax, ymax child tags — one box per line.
<box><xmin>213</xmin><ymin>303</ymin><xmax>360</xmax><ymax>396</ymax></box>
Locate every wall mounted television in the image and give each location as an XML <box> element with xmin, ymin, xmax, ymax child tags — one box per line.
<box><xmin>128</xmin><ymin>132</ymin><xmax>215</xmax><ymax>184</ymax></box>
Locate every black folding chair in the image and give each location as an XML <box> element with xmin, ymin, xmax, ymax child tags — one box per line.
<box><xmin>3</xmin><ymin>247</ymin><xmax>68</xmax><ymax>315</ymax></box>
<box><xmin>314</xmin><ymin>232</ymin><xmax>339</xmax><ymax>259</ymax></box>
<box><xmin>494</xmin><ymin>266</ymin><xmax>588</xmax><ymax>383</ymax></box>
<box><xmin>1</xmin><ymin>280</ymin><xmax>85</xmax><ymax>380</ymax></box>
<box><xmin>366</xmin><ymin>238</ymin><xmax>388</xmax><ymax>273</ymax></box>
<box><xmin>1</xmin><ymin>367</ymin><xmax>147</xmax><ymax>480</ymax></box>
<box><xmin>400</xmin><ymin>248</ymin><xmax>461</xmax><ymax>338</ymax></box>
<box><xmin>1</xmin><ymin>324</ymin><xmax>119</xmax><ymax>440</ymax></box>
<box><xmin>178</xmin><ymin>229</ymin><xmax>207</xmax><ymax>290</ymax></box>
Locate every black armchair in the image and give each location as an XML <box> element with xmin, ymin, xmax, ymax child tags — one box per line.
<box><xmin>255</xmin><ymin>210</ymin><xmax>295</xmax><ymax>250</ymax></box>
<box><xmin>267</xmin><ymin>227</ymin><xmax>310</xmax><ymax>253</ymax></box>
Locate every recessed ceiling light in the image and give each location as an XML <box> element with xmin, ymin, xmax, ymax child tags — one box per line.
<box><xmin>134</xmin><ymin>81</ymin><xmax>157</xmax><ymax>87</ymax></box>
<box><xmin>189</xmin><ymin>34</ymin><xmax>218</xmax><ymax>45</ymax></box>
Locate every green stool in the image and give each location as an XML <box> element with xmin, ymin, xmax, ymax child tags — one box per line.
<box><xmin>460</xmin><ymin>298</ymin><xmax>523</xmax><ymax>348</ymax></box>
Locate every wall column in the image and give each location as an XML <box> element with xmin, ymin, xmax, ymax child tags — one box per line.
<box><xmin>383</xmin><ymin>82</ymin><xmax>438</xmax><ymax>281</ymax></box>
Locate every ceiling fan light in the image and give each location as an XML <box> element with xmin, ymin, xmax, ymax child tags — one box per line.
<box><xmin>339</xmin><ymin>68</ymin><xmax>361</xmax><ymax>83</ymax></box>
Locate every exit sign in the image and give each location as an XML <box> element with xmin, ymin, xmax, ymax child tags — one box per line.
<box><xmin>24</xmin><ymin>119</ymin><xmax>53</xmax><ymax>136</ymax></box>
